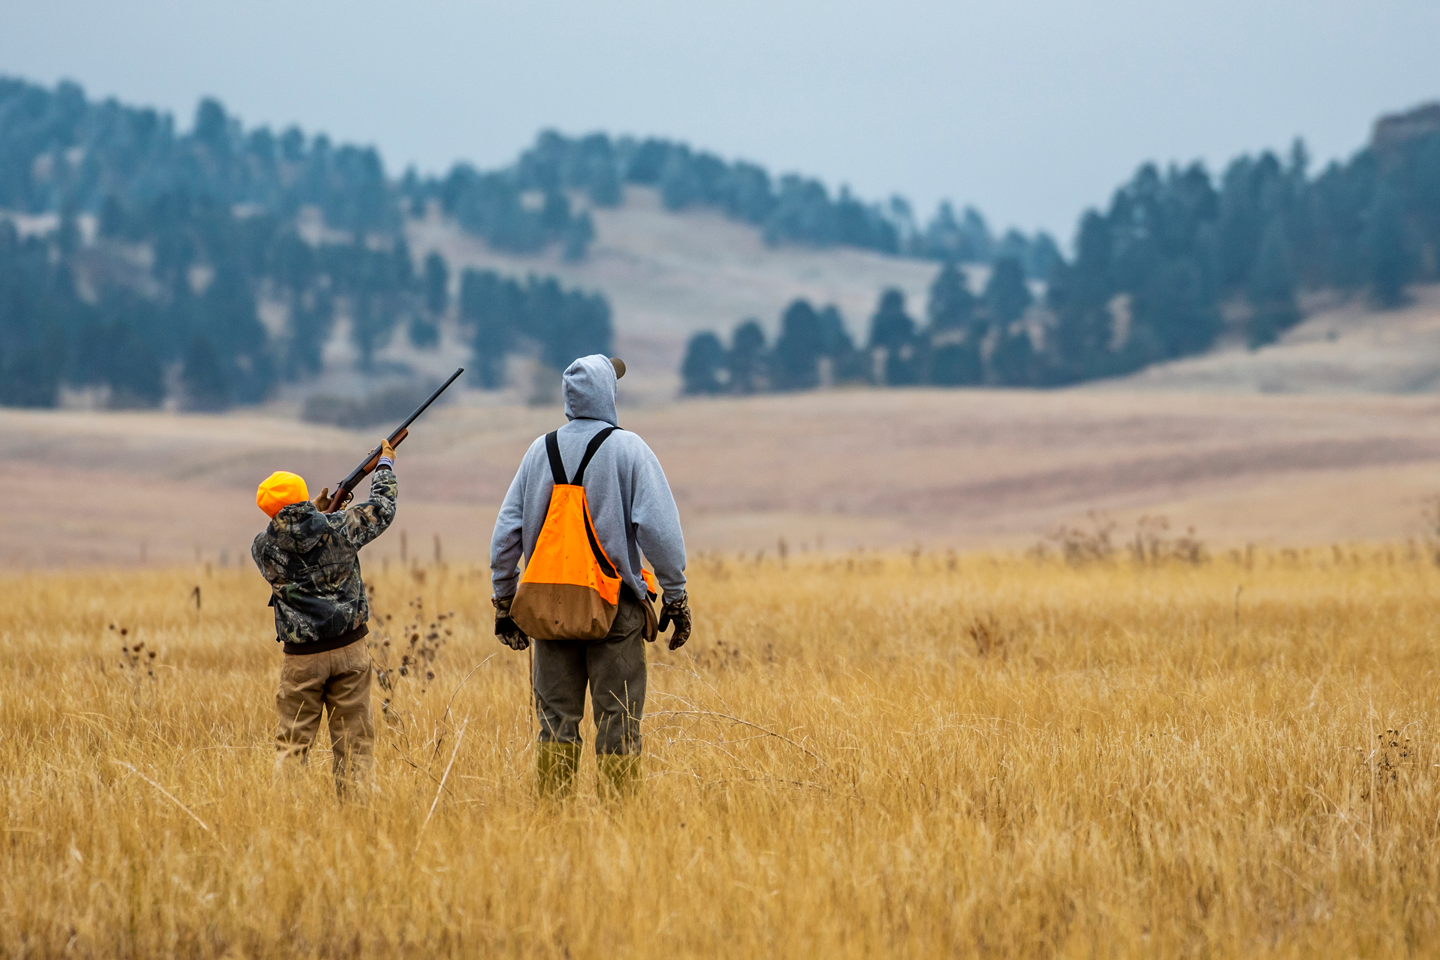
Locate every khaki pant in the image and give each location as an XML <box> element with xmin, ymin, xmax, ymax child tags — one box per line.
<box><xmin>275</xmin><ymin>638</ymin><xmax>375</xmax><ymax>796</ymax></box>
<box><xmin>533</xmin><ymin>592</ymin><xmax>647</xmax><ymax>756</ymax></box>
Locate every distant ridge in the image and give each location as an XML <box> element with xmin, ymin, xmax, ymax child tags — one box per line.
<box><xmin>0</xmin><ymin>74</ymin><xmax>1438</xmax><ymax>411</ymax></box>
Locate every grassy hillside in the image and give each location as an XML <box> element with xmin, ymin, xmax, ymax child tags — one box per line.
<box><xmin>1106</xmin><ymin>283</ymin><xmax>1440</xmax><ymax>394</ymax></box>
<box><xmin>406</xmin><ymin>186</ymin><xmax>947</xmax><ymax>397</ymax></box>
<box><xmin>6</xmin><ymin>386</ymin><xmax>1440</xmax><ymax>570</ymax></box>
<box><xmin>408</xmin><ymin>186</ymin><xmax>1440</xmax><ymax>402</ymax></box>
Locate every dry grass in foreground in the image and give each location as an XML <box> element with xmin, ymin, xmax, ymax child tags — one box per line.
<box><xmin>4</xmin><ymin>547</ymin><xmax>1440</xmax><ymax>958</ymax></box>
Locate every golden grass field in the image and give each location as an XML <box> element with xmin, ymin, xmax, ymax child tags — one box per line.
<box><xmin>6</xmin><ymin>541</ymin><xmax>1440</xmax><ymax>958</ymax></box>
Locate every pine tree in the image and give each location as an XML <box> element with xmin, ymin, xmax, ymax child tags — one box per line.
<box><xmin>286</xmin><ymin>290</ymin><xmax>334</xmax><ymax>377</ymax></box>
<box><xmin>349</xmin><ymin>294</ymin><xmax>392</xmax><ymax>371</ymax></box>
<box><xmin>988</xmin><ymin>328</ymin><xmax>1036</xmax><ymax>386</ymax></box>
<box><xmin>983</xmin><ymin>256</ymin><xmax>1032</xmax><ymax>329</ymax></box>
<box><xmin>193</xmin><ymin>98</ymin><xmax>230</xmax><ymax>154</ymax></box>
<box><xmin>772</xmin><ymin>299</ymin><xmax>824</xmax><ymax>390</ymax></box>
<box><xmin>588</xmin><ymin>156</ymin><xmax>623</xmax><ymax>207</ymax></box>
<box><xmin>681</xmin><ymin>332</ymin><xmax>727</xmax><ymax>394</ymax></box>
<box><xmin>463</xmin><ymin>269</ymin><xmax>518</xmax><ymax>389</ymax></box>
<box><xmin>817</xmin><ymin>305</ymin><xmax>853</xmax><ymax>356</ymax></box>
<box><xmin>867</xmin><ymin>289</ymin><xmax>917</xmax><ymax>385</ymax></box>
<box><xmin>1046</xmin><ymin>211</ymin><xmax>1114</xmax><ymax>383</ymax></box>
<box><xmin>728</xmin><ymin>320</ymin><xmax>767</xmax><ymax>393</ymax></box>
<box><xmin>1246</xmin><ymin>220</ymin><xmax>1300</xmax><ymax>347</ymax></box>
<box><xmin>0</xmin><ymin>322</ymin><xmax>65</xmax><ymax>408</ymax></box>
<box><xmin>181</xmin><ymin>336</ymin><xmax>230</xmax><ymax>411</ymax></box>
<box><xmin>108</xmin><ymin>323</ymin><xmax>166</xmax><ymax>408</ymax></box>
<box><xmin>979</xmin><ymin>256</ymin><xmax>1032</xmax><ymax>384</ymax></box>
<box><xmin>407</xmin><ymin>316</ymin><xmax>440</xmax><ymax>349</ymax></box>
<box><xmin>660</xmin><ymin>150</ymin><xmax>701</xmax><ymax>210</ymax></box>
<box><xmin>56</xmin><ymin>203</ymin><xmax>81</xmax><ymax>258</ymax></box>
<box><xmin>197</xmin><ymin>263</ymin><xmax>273</xmax><ymax>402</ymax></box>
<box><xmin>925</xmin><ymin>261</ymin><xmax>981</xmax><ymax>386</ymax></box>
<box><xmin>929</xmin><ymin>343</ymin><xmax>983</xmax><ymax>386</ymax></box>
<box><xmin>541</xmin><ymin>189</ymin><xmax>571</xmax><ymax>232</ymax></box>
<box><xmin>545</xmin><ymin>291</ymin><xmax>613</xmax><ymax>371</ymax></box>
<box><xmin>98</xmin><ymin>195</ymin><xmax>127</xmax><ymax>239</ymax></box>
<box><xmin>423</xmin><ymin>252</ymin><xmax>449</xmax><ymax>316</ymax></box>
<box><xmin>562</xmin><ymin>211</ymin><xmax>595</xmax><ymax>262</ymax></box>
<box><xmin>390</xmin><ymin>238</ymin><xmax>415</xmax><ymax>289</ymax></box>
<box><xmin>926</xmin><ymin>261</ymin><xmax>975</xmax><ymax>333</ymax></box>
<box><xmin>1367</xmin><ymin>185</ymin><xmax>1410</xmax><ymax>307</ymax></box>
<box><xmin>1132</xmin><ymin>256</ymin><xmax>1220</xmax><ymax>359</ymax></box>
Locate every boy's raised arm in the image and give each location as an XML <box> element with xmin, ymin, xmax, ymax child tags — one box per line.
<box><xmin>340</xmin><ymin>444</ymin><xmax>397</xmax><ymax>550</ymax></box>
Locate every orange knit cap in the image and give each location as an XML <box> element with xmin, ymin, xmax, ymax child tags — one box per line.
<box><xmin>256</xmin><ymin>471</ymin><xmax>309</xmax><ymax>518</ymax></box>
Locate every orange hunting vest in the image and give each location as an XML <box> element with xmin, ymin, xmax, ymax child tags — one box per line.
<box><xmin>511</xmin><ymin>427</ymin><xmax>656</xmax><ymax>641</ymax></box>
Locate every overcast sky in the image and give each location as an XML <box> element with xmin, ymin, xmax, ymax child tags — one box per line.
<box><xmin>3</xmin><ymin>0</ymin><xmax>1438</xmax><ymax>240</ymax></box>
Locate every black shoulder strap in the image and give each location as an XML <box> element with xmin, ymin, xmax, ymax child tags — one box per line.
<box><xmin>570</xmin><ymin>426</ymin><xmax>620</xmax><ymax>486</ymax></box>
<box><xmin>543</xmin><ymin>431</ymin><xmax>567</xmax><ymax>485</ymax></box>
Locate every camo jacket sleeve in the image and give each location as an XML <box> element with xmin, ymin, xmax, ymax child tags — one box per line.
<box><xmin>336</xmin><ymin>467</ymin><xmax>397</xmax><ymax>550</ymax></box>
<box><xmin>252</xmin><ymin>531</ymin><xmax>281</xmax><ymax>588</ymax></box>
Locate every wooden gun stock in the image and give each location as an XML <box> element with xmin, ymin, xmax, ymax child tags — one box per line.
<box><xmin>321</xmin><ymin>369</ymin><xmax>461</xmax><ymax>514</ymax></box>
<box><xmin>324</xmin><ymin>427</ymin><xmax>412</xmax><ymax>514</ymax></box>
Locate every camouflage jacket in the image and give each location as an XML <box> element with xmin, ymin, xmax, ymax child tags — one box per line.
<box><xmin>251</xmin><ymin>468</ymin><xmax>397</xmax><ymax>646</ymax></box>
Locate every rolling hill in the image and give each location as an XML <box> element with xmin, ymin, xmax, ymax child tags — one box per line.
<box><xmin>7</xmin><ymin>383</ymin><xmax>1440</xmax><ymax>571</ymax></box>
<box><xmin>402</xmin><ymin>186</ymin><xmax>950</xmax><ymax>400</ymax></box>
<box><xmin>1104</xmin><ymin>283</ymin><xmax>1440</xmax><ymax>394</ymax></box>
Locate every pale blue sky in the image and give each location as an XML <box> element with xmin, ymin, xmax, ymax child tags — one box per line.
<box><xmin>3</xmin><ymin>0</ymin><xmax>1438</xmax><ymax>239</ymax></box>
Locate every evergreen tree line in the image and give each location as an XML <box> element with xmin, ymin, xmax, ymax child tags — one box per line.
<box><xmin>459</xmin><ymin>130</ymin><xmax>1061</xmax><ymax>273</ymax></box>
<box><xmin>0</xmin><ymin>75</ymin><xmax>1066</xmax><ymax>270</ymax></box>
<box><xmin>681</xmin><ymin>259</ymin><xmax>1039</xmax><ymax>393</ymax></box>
<box><xmin>460</xmin><ymin>269</ymin><xmax>614</xmax><ymax>388</ymax></box>
<box><xmin>0</xmin><ymin>77</ymin><xmax>593</xmax><ymax>260</ymax></box>
<box><xmin>1038</xmin><ymin>131</ymin><xmax>1440</xmax><ymax>383</ymax></box>
<box><xmin>0</xmin><ymin>186</ymin><xmax>611</xmax><ymax>410</ymax></box>
<box><xmin>909</xmin><ymin>201</ymin><xmax>1063</xmax><ymax>278</ymax></box>
<box><xmin>0</xmin><ymin>78</ymin><xmax>394</xmax><ymax>235</ymax></box>
<box><xmin>6</xmin><ymin>76</ymin><xmax>1440</xmax><ymax>399</ymax></box>
<box><xmin>684</xmin><ymin>124</ymin><xmax>1440</xmax><ymax>391</ymax></box>
<box><xmin>422</xmin><ymin>164</ymin><xmax>595</xmax><ymax>260</ymax></box>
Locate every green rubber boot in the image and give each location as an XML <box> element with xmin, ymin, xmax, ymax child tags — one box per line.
<box><xmin>597</xmin><ymin>753</ymin><xmax>642</xmax><ymax>801</ymax></box>
<box><xmin>536</xmin><ymin>741</ymin><xmax>582</xmax><ymax>799</ymax></box>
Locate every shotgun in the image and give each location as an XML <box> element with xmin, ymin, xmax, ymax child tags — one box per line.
<box><xmin>323</xmin><ymin>368</ymin><xmax>464</xmax><ymax>514</ymax></box>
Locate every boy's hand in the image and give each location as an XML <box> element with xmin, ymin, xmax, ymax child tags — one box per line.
<box><xmin>380</xmin><ymin>438</ymin><xmax>396</xmax><ymax>463</ymax></box>
<box><xmin>313</xmin><ymin>486</ymin><xmax>333</xmax><ymax>512</ymax></box>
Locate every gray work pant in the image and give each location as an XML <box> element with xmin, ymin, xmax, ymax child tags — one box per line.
<box><xmin>533</xmin><ymin>593</ymin><xmax>647</xmax><ymax>755</ymax></box>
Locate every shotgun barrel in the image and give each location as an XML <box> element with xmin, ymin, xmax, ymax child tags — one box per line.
<box><xmin>323</xmin><ymin>368</ymin><xmax>464</xmax><ymax>513</ymax></box>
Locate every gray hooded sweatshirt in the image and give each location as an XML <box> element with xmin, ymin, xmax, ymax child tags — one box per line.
<box><xmin>490</xmin><ymin>354</ymin><xmax>687</xmax><ymax>604</ymax></box>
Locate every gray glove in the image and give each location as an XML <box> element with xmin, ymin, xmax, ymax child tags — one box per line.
<box><xmin>493</xmin><ymin>596</ymin><xmax>530</xmax><ymax>651</ymax></box>
<box><xmin>658</xmin><ymin>593</ymin><xmax>692</xmax><ymax>651</ymax></box>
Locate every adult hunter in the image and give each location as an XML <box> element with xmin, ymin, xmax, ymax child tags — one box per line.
<box><xmin>491</xmin><ymin>355</ymin><xmax>690</xmax><ymax>799</ymax></box>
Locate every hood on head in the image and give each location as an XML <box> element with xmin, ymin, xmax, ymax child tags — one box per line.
<box><xmin>268</xmin><ymin>501</ymin><xmax>331</xmax><ymax>554</ymax></box>
<box><xmin>563</xmin><ymin>355</ymin><xmax>619</xmax><ymax>425</ymax></box>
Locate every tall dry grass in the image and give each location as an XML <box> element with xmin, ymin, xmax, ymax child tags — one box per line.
<box><xmin>3</xmin><ymin>546</ymin><xmax>1440</xmax><ymax>958</ymax></box>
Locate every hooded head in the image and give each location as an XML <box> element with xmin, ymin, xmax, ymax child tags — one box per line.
<box><xmin>563</xmin><ymin>355</ymin><xmax>625</xmax><ymax>424</ymax></box>
<box><xmin>257</xmin><ymin>471</ymin><xmax>309</xmax><ymax>518</ymax></box>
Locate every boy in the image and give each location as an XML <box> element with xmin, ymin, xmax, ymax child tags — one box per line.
<box><xmin>251</xmin><ymin>439</ymin><xmax>397</xmax><ymax>797</ymax></box>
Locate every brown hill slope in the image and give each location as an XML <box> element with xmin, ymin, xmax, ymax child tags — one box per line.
<box><xmin>405</xmin><ymin>186</ymin><xmax>944</xmax><ymax>396</ymax></box>
<box><xmin>7</xmin><ymin>388</ymin><xmax>1440</xmax><ymax>570</ymax></box>
<box><xmin>1105</xmin><ymin>284</ymin><xmax>1440</xmax><ymax>394</ymax></box>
